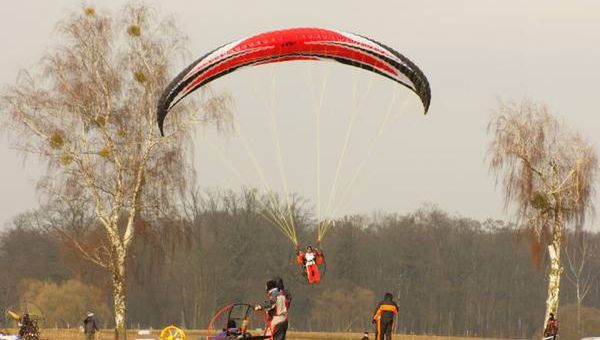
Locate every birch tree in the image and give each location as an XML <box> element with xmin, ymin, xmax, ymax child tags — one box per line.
<box><xmin>487</xmin><ymin>101</ymin><xmax>598</xmax><ymax>336</ymax></box>
<box><xmin>0</xmin><ymin>4</ymin><xmax>230</xmax><ymax>339</ymax></box>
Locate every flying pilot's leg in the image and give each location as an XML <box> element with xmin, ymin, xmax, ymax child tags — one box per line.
<box><xmin>313</xmin><ymin>264</ymin><xmax>321</xmax><ymax>283</ymax></box>
<box><xmin>307</xmin><ymin>265</ymin><xmax>315</xmax><ymax>284</ymax></box>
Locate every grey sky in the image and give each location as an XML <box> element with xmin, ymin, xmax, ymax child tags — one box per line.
<box><xmin>1</xmin><ymin>1</ymin><xmax>599</xmax><ymax>229</ymax></box>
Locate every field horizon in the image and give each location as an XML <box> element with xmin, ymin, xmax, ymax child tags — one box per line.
<box><xmin>1</xmin><ymin>328</ymin><xmax>510</xmax><ymax>340</ymax></box>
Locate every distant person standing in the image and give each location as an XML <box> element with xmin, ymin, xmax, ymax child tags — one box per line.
<box><xmin>372</xmin><ymin>293</ymin><xmax>398</xmax><ymax>340</ymax></box>
<box><xmin>18</xmin><ymin>313</ymin><xmax>40</xmax><ymax>339</ymax></box>
<box><xmin>543</xmin><ymin>313</ymin><xmax>559</xmax><ymax>340</ymax></box>
<box><xmin>83</xmin><ymin>312</ymin><xmax>99</xmax><ymax>340</ymax></box>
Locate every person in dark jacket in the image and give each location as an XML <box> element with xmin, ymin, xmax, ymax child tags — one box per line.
<box><xmin>83</xmin><ymin>312</ymin><xmax>99</xmax><ymax>340</ymax></box>
<box><xmin>372</xmin><ymin>293</ymin><xmax>398</xmax><ymax>340</ymax></box>
<box><xmin>543</xmin><ymin>313</ymin><xmax>559</xmax><ymax>340</ymax></box>
<box><xmin>18</xmin><ymin>313</ymin><xmax>40</xmax><ymax>339</ymax></box>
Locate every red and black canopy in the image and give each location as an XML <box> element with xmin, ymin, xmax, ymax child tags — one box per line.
<box><xmin>157</xmin><ymin>27</ymin><xmax>431</xmax><ymax>135</ymax></box>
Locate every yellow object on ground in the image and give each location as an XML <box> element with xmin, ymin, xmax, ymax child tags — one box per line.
<box><xmin>6</xmin><ymin>310</ymin><xmax>20</xmax><ymax>321</ymax></box>
<box><xmin>159</xmin><ymin>325</ymin><xmax>186</xmax><ymax>340</ymax></box>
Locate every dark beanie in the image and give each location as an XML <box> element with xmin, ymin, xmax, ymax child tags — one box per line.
<box><xmin>274</xmin><ymin>277</ymin><xmax>284</xmax><ymax>290</ymax></box>
<box><xmin>266</xmin><ymin>280</ymin><xmax>277</xmax><ymax>291</ymax></box>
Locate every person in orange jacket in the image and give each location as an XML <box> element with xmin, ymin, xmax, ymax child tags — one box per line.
<box><xmin>372</xmin><ymin>293</ymin><xmax>398</xmax><ymax>340</ymax></box>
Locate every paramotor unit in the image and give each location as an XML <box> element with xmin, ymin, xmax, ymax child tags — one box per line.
<box><xmin>4</xmin><ymin>306</ymin><xmax>43</xmax><ymax>340</ymax></box>
<box><xmin>206</xmin><ymin>303</ymin><xmax>269</xmax><ymax>340</ymax></box>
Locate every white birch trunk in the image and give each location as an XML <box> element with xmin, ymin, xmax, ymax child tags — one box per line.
<box><xmin>543</xmin><ymin>238</ymin><xmax>563</xmax><ymax>338</ymax></box>
<box><xmin>113</xmin><ymin>250</ymin><xmax>127</xmax><ymax>340</ymax></box>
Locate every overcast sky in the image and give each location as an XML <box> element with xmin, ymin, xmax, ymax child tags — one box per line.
<box><xmin>1</xmin><ymin>1</ymin><xmax>599</xmax><ymax>229</ymax></box>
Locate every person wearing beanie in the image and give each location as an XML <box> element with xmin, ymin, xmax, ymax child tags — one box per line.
<box><xmin>83</xmin><ymin>311</ymin><xmax>99</xmax><ymax>340</ymax></box>
<box><xmin>256</xmin><ymin>279</ymin><xmax>289</xmax><ymax>340</ymax></box>
<box><xmin>372</xmin><ymin>293</ymin><xmax>398</xmax><ymax>340</ymax></box>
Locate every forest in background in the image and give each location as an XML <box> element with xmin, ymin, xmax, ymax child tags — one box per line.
<box><xmin>1</xmin><ymin>189</ymin><xmax>600</xmax><ymax>339</ymax></box>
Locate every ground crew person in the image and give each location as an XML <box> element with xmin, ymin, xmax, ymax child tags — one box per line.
<box><xmin>256</xmin><ymin>279</ymin><xmax>289</xmax><ymax>340</ymax></box>
<box><xmin>543</xmin><ymin>313</ymin><xmax>559</xmax><ymax>340</ymax></box>
<box><xmin>372</xmin><ymin>293</ymin><xmax>398</xmax><ymax>340</ymax></box>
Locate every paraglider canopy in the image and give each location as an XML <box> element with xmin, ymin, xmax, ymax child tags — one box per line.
<box><xmin>157</xmin><ymin>27</ymin><xmax>431</xmax><ymax>135</ymax></box>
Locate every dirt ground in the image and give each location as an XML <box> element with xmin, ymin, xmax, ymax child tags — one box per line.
<box><xmin>2</xmin><ymin>328</ymin><xmax>508</xmax><ymax>340</ymax></box>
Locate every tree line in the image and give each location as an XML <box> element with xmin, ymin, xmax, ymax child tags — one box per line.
<box><xmin>2</xmin><ymin>189</ymin><xmax>600</xmax><ymax>339</ymax></box>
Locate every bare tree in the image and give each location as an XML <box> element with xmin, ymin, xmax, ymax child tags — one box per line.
<box><xmin>0</xmin><ymin>4</ymin><xmax>230</xmax><ymax>339</ymax></box>
<box><xmin>564</xmin><ymin>230</ymin><xmax>599</xmax><ymax>338</ymax></box>
<box><xmin>487</xmin><ymin>100</ymin><xmax>598</xmax><ymax>336</ymax></box>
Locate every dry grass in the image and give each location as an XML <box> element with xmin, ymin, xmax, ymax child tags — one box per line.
<box><xmin>1</xmin><ymin>328</ymin><xmax>508</xmax><ymax>340</ymax></box>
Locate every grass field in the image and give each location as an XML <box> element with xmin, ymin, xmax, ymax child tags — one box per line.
<box><xmin>2</xmin><ymin>328</ymin><xmax>508</xmax><ymax>340</ymax></box>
